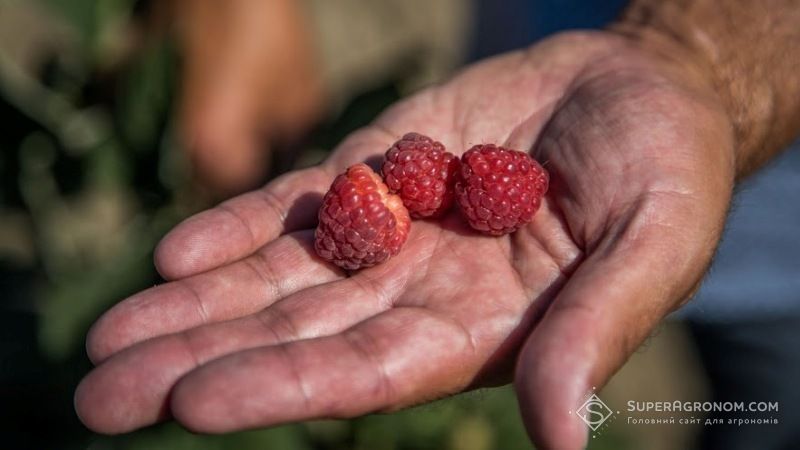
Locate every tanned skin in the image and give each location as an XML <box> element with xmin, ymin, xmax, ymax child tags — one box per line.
<box><xmin>76</xmin><ymin>2</ymin><xmax>800</xmax><ymax>449</ymax></box>
<box><xmin>616</xmin><ymin>0</ymin><xmax>800</xmax><ymax>176</ymax></box>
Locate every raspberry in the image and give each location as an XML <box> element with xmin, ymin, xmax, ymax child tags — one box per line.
<box><xmin>315</xmin><ymin>163</ymin><xmax>411</xmax><ymax>270</ymax></box>
<box><xmin>382</xmin><ymin>133</ymin><xmax>460</xmax><ymax>218</ymax></box>
<box><xmin>455</xmin><ymin>144</ymin><xmax>548</xmax><ymax>236</ymax></box>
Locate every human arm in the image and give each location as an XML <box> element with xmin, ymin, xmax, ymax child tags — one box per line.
<box><xmin>614</xmin><ymin>0</ymin><xmax>800</xmax><ymax>175</ymax></box>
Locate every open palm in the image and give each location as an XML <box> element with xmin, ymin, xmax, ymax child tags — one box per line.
<box><xmin>76</xmin><ymin>31</ymin><xmax>734</xmax><ymax>449</ymax></box>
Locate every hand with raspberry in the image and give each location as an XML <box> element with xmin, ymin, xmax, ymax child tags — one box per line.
<box><xmin>75</xmin><ymin>2</ymin><xmax>800</xmax><ymax>448</ymax></box>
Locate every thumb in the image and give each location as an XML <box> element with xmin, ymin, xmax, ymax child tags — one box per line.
<box><xmin>514</xmin><ymin>196</ymin><xmax>723</xmax><ymax>449</ymax></box>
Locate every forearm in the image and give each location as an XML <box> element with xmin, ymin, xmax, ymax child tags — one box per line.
<box><xmin>612</xmin><ymin>0</ymin><xmax>800</xmax><ymax>178</ymax></box>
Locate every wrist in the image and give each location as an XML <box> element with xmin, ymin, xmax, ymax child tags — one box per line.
<box><xmin>605</xmin><ymin>21</ymin><xmax>737</xmax><ymax>173</ymax></box>
<box><xmin>609</xmin><ymin>0</ymin><xmax>800</xmax><ymax>179</ymax></box>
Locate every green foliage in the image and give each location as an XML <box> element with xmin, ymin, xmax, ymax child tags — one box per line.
<box><xmin>41</xmin><ymin>0</ymin><xmax>137</xmax><ymax>60</ymax></box>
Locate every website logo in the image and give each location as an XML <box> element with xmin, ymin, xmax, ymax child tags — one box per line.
<box><xmin>576</xmin><ymin>393</ymin><xmax>614</xmax><ymax>431</ymax></box>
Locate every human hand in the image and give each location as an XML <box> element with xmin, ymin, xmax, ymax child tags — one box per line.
<box><xmin>75</xmin><ymin>31</ymin><xmax>734</xmax><ymax>448</ymax></box>
<box><xmin>174</xmin><ymin>0</ymin><xmax>323</xmax><ymax>196</ymax></box>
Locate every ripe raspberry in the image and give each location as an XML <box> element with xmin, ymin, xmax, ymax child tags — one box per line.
<box><xmin>315</xmin><ymin>163</ymin><xmax>411</xmax><ymax>270</ymax></box>
<box><xmin>382</xmin><ymin>133</ymin><xmax>459</xmax><ymax>218</ymax></box>
<box><xmin>456</xmin><ymin>144</ymin><xmax>548</xmax><ymax>235</ymax></box>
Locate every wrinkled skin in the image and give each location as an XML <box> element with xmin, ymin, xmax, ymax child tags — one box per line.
<box><xmin>76</xmin><ymin>32</ymin><xmax>734</xmax><ymax>449</ymax></box>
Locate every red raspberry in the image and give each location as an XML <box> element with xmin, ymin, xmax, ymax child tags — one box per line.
<box><xmin>382</xmin><ymin>133</ymin><xmax>460</xmax><ymax>218</ymax></box>
<box><xmin>315</xmin><ymin>163</ymin><xmax>411</xmax><ymax>270</ymax></box>
<box><xmin>456</xmin><ymin>144</ymin><xmax>548</xmax><ymax>235</ymax></box>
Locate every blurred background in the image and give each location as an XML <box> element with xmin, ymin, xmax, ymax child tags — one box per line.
<box><xmin>1</xmin><ymin>0</ymin><xmax>797</xmax><ymax>449</ymax></box>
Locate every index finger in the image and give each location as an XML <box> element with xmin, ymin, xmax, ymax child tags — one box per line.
<box><xmin>155</xmin><ymin>127</ymin><xmax>411</xmax><ymax>280</ymax></box>
<box><xmin>155</xmin><ymin>166</ymin><xmax>332</xmax><ymax>280</ymax></box>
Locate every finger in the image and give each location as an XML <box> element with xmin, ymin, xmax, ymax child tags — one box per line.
<box><xmin>74</xmin><ymin>272</ymin><xmax>398</xmax><ymax>434</ymax></box>
<box><xmin>88</xmin><ymin>231</ymin><xmax>343</xmax><ymax>363</ymax></box>
<box><xmin>180</xmin><ymin>55</ymin><xmax>268</xmax><ymax>195</ymax></box>
<box><xmin>176</xmin><ymin>0</ymin><xmax>270</xmax><ymax>195</ymax></box>
<box><xmin>184</xmin><ymin>117</ymin><xmax>268</xmax><ymax>196</ymax></box>
<box><xmin>155</xmin><ymin>122</ymin><xmax>432</xmax><ymax>281</ymax></box>
<box><xmin>168</xmin><ymin>307</ymin><xmax>479</xmax><ymax>433</ymax></box>
<box><xmin>154</xmin><ymin>167</ymin><xmax>332</xmax><ymax>280</ymax></box>
<box><xmin>514</xmin><ymin>194</ymin><xmax>726</xmax><ymax>450</ymax></box>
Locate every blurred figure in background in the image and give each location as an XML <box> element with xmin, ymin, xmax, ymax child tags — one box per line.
<box><xmin>169</xmin><ymin>0</ymin><xmax>471</xmax><ymax>196</ymax></box>
<box><xmin>172</xmin><ymin>0</ymin><xmax>325</xmax><ymax>195</ymax></box>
